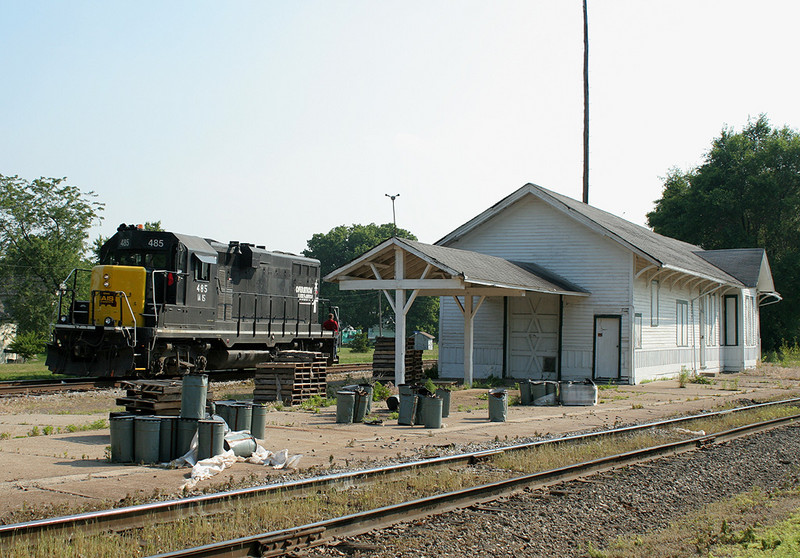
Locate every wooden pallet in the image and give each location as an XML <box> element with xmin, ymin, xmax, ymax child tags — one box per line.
<box><xmin>254</xmin><ymin>357</ymin><xmax>327</xmax><ymax>406</ymax></box>
<box><xmin>372</xmin><ymin>337</ymin><xmax>424</xmax><ymax>384</ymax></box>
<box><xmin>116</xmin><ymin>379</ymin><xmax>212</xmax><ymax>415</ymax></box>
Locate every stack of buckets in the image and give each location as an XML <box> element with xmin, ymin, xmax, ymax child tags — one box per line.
<box><xmin>110</xmin><ymin>374</ymin><xmax>235</xmax><ymax>464</ymax></box>
<box><xmin>397</xmin><ymin>384</ymin><xmax>449</xmax><ymax>428</ymax></box>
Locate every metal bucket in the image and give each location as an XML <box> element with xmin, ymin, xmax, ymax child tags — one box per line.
<box><xmin>436</xmin><ymin>388</ymin><xmax>451</xmax><ymax>418</ymax></box>
<box><xmin>359</xmin><ymin>384</ymin><xmax>373</xmax><ymax>415</ymax></box>
<box><xmin>488</xmin><ymin>389</ymin><xmax>508</xmax><ymax>422</ymax></box>
<box><xmin>231</xmin><ymin>402</ymin><xmax>253</xmax><ymax>432</ymax></box>
<box><xmin>180</xmin><ymin>374</ymin><xmax>208</xmax><ymax>419</ymax></box>
<box><xmin>421</xmin><ymin>396</ymin><xmax>443</xmax><ymax>429</ymax></box>
<box><xmin>250</xmin><ymin>402</ymin><xmax>267</xmax><ymax>440</ymax></box>
<box><xmin>224</xmin><ymin>431</ymin><xmax>257</xmax><ymax>457</ymax></box>
<box><xmin>519</xmin><ymin>380</ymin><xmax>533</xmax><ymax>406</ymax></box>
<box><xmin>560</xmin><ymin>381</ymin><xmax>598</xmax><ymax>406</ymax></box>
<box><xmin>353</xmin><ymin>389</ymin><xmax>369</xmax><ymax>423</ymax></box>
<box><xmin>109</xmin><ymin>413</ymin><xmax>135</xmax><ymax>463</ymax></box>
<box><xmin>176</xmin><ymin>417</ymin><xmax>198</xmax><ymax>458</ymax></box>
<box><xmin>158</xmin><ymin>416</ymin><xmax>178</xmax><ymax>462</ymax></box>
<box><xmin>197</xmin><ymin>419</ymin><xmax>225</xmax><ymax>460</ymax></box>
<box><xmin>533</xmin><ymin>381</ymin><xmax>558</xmax><ymax>406</ymax></box>
<box><xmin>134</xmin><ymin>416</ymin><xmax>161</xmax><ymax>464</ymax></box>
<box><xmin>336</xmin><ymin>390</ymin><xmax>355</xmax><ymax>424</ymax></box>
<box><xmin>397</xmin><ymin>391</ymin><xmax>418</xmax><ymax>426</ymax></box>
<box><xmin>215</xmin><ymin>401</ymin><xmax>233</xmax><ymax>427</ymax></box>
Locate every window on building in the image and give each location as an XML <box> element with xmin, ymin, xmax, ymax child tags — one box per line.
<box><xmin>650</xmin><ymin>280</ymin><xmax>660</xmax><ymax>326</ymax></box>
<box><xmin>705</xmin><ymin>295</ymin><xmax>716</xmax><ymax>346</ymax></box>
<box><xmin>634</xmin><ymin>313</ymin><xmax>642</xmax><ymax>349</ymax></box>
<box><xmin>724</xmin><ymin>295</ymin><xmax>738</xmax><ymax>346</ymax></box>
<box><xmin>676</xmin><ymin>300</ymin><xmax>689</xmax><ymax>346</ymax></box>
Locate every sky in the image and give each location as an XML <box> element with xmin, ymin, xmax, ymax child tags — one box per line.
<box><xmin>2</xmin><ymin>1</ymin><xmax>800</xmax><ymax>256</ymax></box>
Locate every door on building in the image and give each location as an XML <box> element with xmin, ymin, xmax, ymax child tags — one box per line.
<box><xmin>593</xmin><ymin>315</ymin><xmax>621</xmax><ymax>381</ymax></box>
<box><xmin>507</xmin><ymin>294</ymin><xmax>559</xmax><ymax>379</ymax></box>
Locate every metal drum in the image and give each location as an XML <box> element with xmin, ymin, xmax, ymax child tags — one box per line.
<box><xmin>231</xmin><ymin>402</ymin><xmax>253</xmax><ymax>432</ymax></box>
<box><xmin>197</xmin><ymin>419</ymin><xmax>225</xmax><ymax>460</ymax></box>
<box><xmin>336</xmin><ymin>390</ymin><xmax>355</xmax><ymax>424</ymax></box>
<box><xmin>250</xmin><ymin>402</ymin><xmax>267</xmax><ymax>440</ymax></box>
<box><xmin>180</xmin><ymin>374</ymin><xmax>208</xmax><ymax>419</ymax></box>
<box><xmin>421</xmin><ymin>396</ymin><xmax>443</xmax><ymax>429</ymax></box>
<box><xmin>224</xmin><ymin>431</ymin><xmax>257</xmax><ymax>457</ymax></box>
<box><xmin>176</xmin><ymin>418</ymin><xmax>199</xmax><ymax>458</ymax></box>
<box><xmin>488</xmin><ymin>388</ymin><xmax>508</xmax><ymax>422</ymax></box>
<box><xmin>435</xmin><ymin>388</ymin><xmax>451</xmax><ymax>418</ymax></box>
<box><xmin>158</xmin><ymin>416</ymin><xmax>178</xmax><ymax>462</ymax></box>
<box><xmin>134</xmin><ymin>416</ymin><xmax>161</xmax><ymax>464</ymax></box>
<box><xmin>109</xmin><ymin>413</ymin><xmax>135</xmax><ymax>463</ymax></box>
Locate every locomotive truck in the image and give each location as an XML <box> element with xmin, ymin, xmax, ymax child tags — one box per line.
<box><xmin>46</xmin><ymin>224</ymin><xmax>339</xmax><ymax>377</ymax></box>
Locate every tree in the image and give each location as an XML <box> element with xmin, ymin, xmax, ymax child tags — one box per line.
<box><xmin>0</xmin><ymin>175</ymin><xmax>104</xmax><ymax>335</ymax></box>
<box><xmin>304</xmin><ymin>223</ymin><xmax>440</xmax><ymax>339</ymax></box>
<box><xmin>646</xmin><ymin>115</ymin><xmax>800</xmax><ymax>351</ymax></box>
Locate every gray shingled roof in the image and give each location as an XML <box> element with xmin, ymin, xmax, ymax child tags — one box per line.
<box><xmin>398</xmin><ymin>238</ymin><xmax>588</xmax><ymax>295</ymax></box>
<box><xmin>438</xmin><ymin>184</ymin><xmax>750</xmax><ymax>287</ymax></box>
<box><xmin>695</xmin><ymin>248</ymin><xmax>773</xmax><ymax>290</ymax></box>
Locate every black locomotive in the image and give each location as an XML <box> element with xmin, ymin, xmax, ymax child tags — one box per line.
<box><xmin>46</xmin><ymin>224</ymin><xmax>338</xmax><ymax>377</ymax></box>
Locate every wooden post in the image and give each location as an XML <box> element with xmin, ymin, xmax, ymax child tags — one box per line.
<box><xmin>394</xmin><ymin>247</ymin><xmax>406</xmax><ymax>386</ymax></box>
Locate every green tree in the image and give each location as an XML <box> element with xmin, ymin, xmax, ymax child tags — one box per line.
<box><xmin>304</xmin><ymin>223</ymin><xmax>439</xmax><ymax>338</ymax></box>
<box><xmin>0</xmin><ymin>175</ymin><xmax>104</xmax><ymax>335</ymax></box>
<box><xmin>647</xmin><ymin>115</ymin><xmax>800</xmax><ymax>351</ymax></box>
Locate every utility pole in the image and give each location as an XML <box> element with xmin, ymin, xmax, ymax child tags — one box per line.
<box><xmin>582</xmin><ymin>0</ymin><xmax>590</xmax><ymax>204</ymax></box>
<box><xmin>385</xmin><ymin>194</ymin><xmax>400</xmax><ymax>236</ymax></box>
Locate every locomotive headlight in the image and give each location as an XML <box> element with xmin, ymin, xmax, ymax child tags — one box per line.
<box><xmin>104</xmin><ymin>317</ymin><xmax>114</xmax><ymax>326</ymax></box>
<box><xmin>103</xmin><ymin>274</ymin><xmax>110</xmax><ymax>287</ymax></box>
<box><xmin>103</xmin><ymin>281</ymin><xmax>110</xmax><ymax>287</ymax></box>
<box><xmin>59</xmin><ymin>315</ymin><xmax>67</xmax><ymax>323</ymax></box>
<box><xmin>103</xmin><ymin>274</ymin><xmax>109</xmax><ymax>279</ymax></box>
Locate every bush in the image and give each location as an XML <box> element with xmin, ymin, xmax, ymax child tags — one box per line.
<box><xmin>372</xmin><ymin>381</ymin><xmax>391</xmax><ymax>401</ymax></box>
<box><xmin>348</xmin><ymin>332</ymin><xmax>370</xmax><ymax>353</ymax></box>
<box><xmin>7</xmin><ymin>331</ymin><xmax>46</xmax><ymax>362</ymax></box>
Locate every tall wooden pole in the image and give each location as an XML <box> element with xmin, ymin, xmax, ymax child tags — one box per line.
<box><xmin>582</xmin><ymin>0</ymin><xmax>589</xmax><ymax>204</ymax></box>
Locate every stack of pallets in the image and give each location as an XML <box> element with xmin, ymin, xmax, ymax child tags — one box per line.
<box><xmin>372</xmin><ymin>337</ymin><xmax>424</xmax><ymax>385</ymax></box>
<box><xmin>116</xmin><ymin>379</ymin><xmax>185</xmax><ymax>415</ymax></box>
<box><xmin>253</xmin><ymin>352</ymin><xmax>327</xmax><ymax>406</ymax></box>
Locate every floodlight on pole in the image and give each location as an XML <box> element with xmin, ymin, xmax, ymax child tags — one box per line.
<box><xmin>385</xmin><ymin>193</ymin><xmax>400</xmax><ymax>236</ymax></box>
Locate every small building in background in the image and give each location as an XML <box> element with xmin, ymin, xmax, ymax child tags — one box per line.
<box><xmin>0</xmin><ymin>323</ymin><xmax>18</xmax><ymax>363</ymax></box>
<box><xmin>414</xmin><ymin>331</ymin><xmax>435</xmax><ymax>351</ymax></box>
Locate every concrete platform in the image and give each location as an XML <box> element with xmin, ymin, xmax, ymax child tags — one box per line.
<box><xmin>1</xmin><ymin>366</ymin><xmax>799</xmax><ymax>521</ymax></box>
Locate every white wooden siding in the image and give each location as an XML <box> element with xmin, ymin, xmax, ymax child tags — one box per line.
<box><xmin>440</xmin><ymin>195</ymin><xmax>633</xmax><ymax>381</ymax></box>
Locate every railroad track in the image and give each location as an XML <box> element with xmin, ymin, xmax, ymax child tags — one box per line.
<box><xmin>2</xmin><ymin>397</ymin><xmax>798</xmax><ymax>557</ymax></box>
<box><xmin>0</xmin><ymin>363</ymin><xmax>378</xmax><ymax>397</ymax></box>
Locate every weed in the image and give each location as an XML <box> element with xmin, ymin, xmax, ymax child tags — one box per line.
<box><xmin>372</xmin><ymin>381</ymin><xmax>391</xmax><ymax>401</ymax></box>
<box><xmin>28</xmin><ymin>426</ymin><xmax>40</xmax><ymax>437</ymax></box>
<box><xmin>387</xmin><ymin>411</ymin><xmax>399</xmax><ymax>420</ymax></box>
<box><xmin>678</xmin><ymin>367</ymin><xmax>690</xmax><ymax>388</ymax></box>
<box><xmin>631</xmin><ymin>403</ymin><xmax>644</xmax><ymax>410</ymax></box>
<box><xmin>0</xmin><ymin>432</ymin><xmax>10</xmax><ymax>440</ymax></box>
<box><xmin>43</xmin><ymin>425</ymin><xmax>54</xmax><ymax>435</ymax></box>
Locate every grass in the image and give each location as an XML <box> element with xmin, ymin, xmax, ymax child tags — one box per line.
<box><xmin>337</xmin><ymin>343</ymin><xmax>439</xmax><ymax>365</ymax></box>
<box><xmin>591</xmin><ymin>486</ymin><xmax>800</xmax><ymax>558</ymax></box>
<box><xmin>0</xmin><ymin>355</ymin><xmax>67</xmax><ymax>381</ymax></box>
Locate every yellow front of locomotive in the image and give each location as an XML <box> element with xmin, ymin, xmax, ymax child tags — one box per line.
<box><xmin>90</xmin><ymin>265</ymin><xmax>147</xmax><ymax>327</ymax></box>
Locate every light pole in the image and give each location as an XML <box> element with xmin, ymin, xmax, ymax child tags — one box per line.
<box><xmin>385</xmin><ymin>193</ymin><xmax>400</xmax><ymax>236</ymax></box>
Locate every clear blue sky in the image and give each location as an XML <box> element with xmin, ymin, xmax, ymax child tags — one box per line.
<box><xmin>2</xmin><ymin>1</ymin><xmax>799</xmax><ymax>254</ymax></box>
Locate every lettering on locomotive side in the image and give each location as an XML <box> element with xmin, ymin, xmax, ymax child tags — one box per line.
<box><xmin>98</xmin><ymin>293</ymin><xmax>116</xmax><ymax>307</ymax></box>
<box><xmin>295</xmin><ymin>285</ymin><xmax>314</xmax><ymax>301</ymax></box>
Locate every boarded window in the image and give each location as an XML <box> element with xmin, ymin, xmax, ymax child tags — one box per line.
<box><xmin>650</xmin><ymin>280</ymin><xmax>660</xmax><ymax>327</ymax></box>
<box><xmin>676</xmin><ymin>300</ymin><xmax>689</xmax><ymax>346</ymax></box>
<box><xmin>634</xmin><ymin>313</ymin><xmax>642</xmax><ymax>349</ymax></box>
<box><xmin>724</xmin><ymin>295</ymin><xmax>738</xmax><ymax>346</ymax></box>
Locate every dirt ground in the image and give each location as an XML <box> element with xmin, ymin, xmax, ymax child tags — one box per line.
<box><xmin>1</xmin><ymin>365</ymin><xmax>799</xmax><ymax>523</ymax></box>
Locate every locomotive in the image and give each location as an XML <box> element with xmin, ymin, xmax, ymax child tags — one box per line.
<box><xmin>46</xmin><ymin>224</ymin><xmax>339</xmax><ymax>377</ymax></box>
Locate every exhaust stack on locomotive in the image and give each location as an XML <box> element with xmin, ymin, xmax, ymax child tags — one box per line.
<box><xmin>46</xmin><ymin>224</ymin><xmax>338</xmax><ymax>377</ymax></box>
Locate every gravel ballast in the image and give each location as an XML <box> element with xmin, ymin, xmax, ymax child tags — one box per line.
<box><xmin>309</xmin><ymin>423</ymin><xmax>800</xmax><ymax>557</ymax></box>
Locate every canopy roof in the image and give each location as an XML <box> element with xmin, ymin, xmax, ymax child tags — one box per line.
<box><xmin>325</xmin><ymin>237</ymin><xmax>589</xmax><ymax>297</ymax></box>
